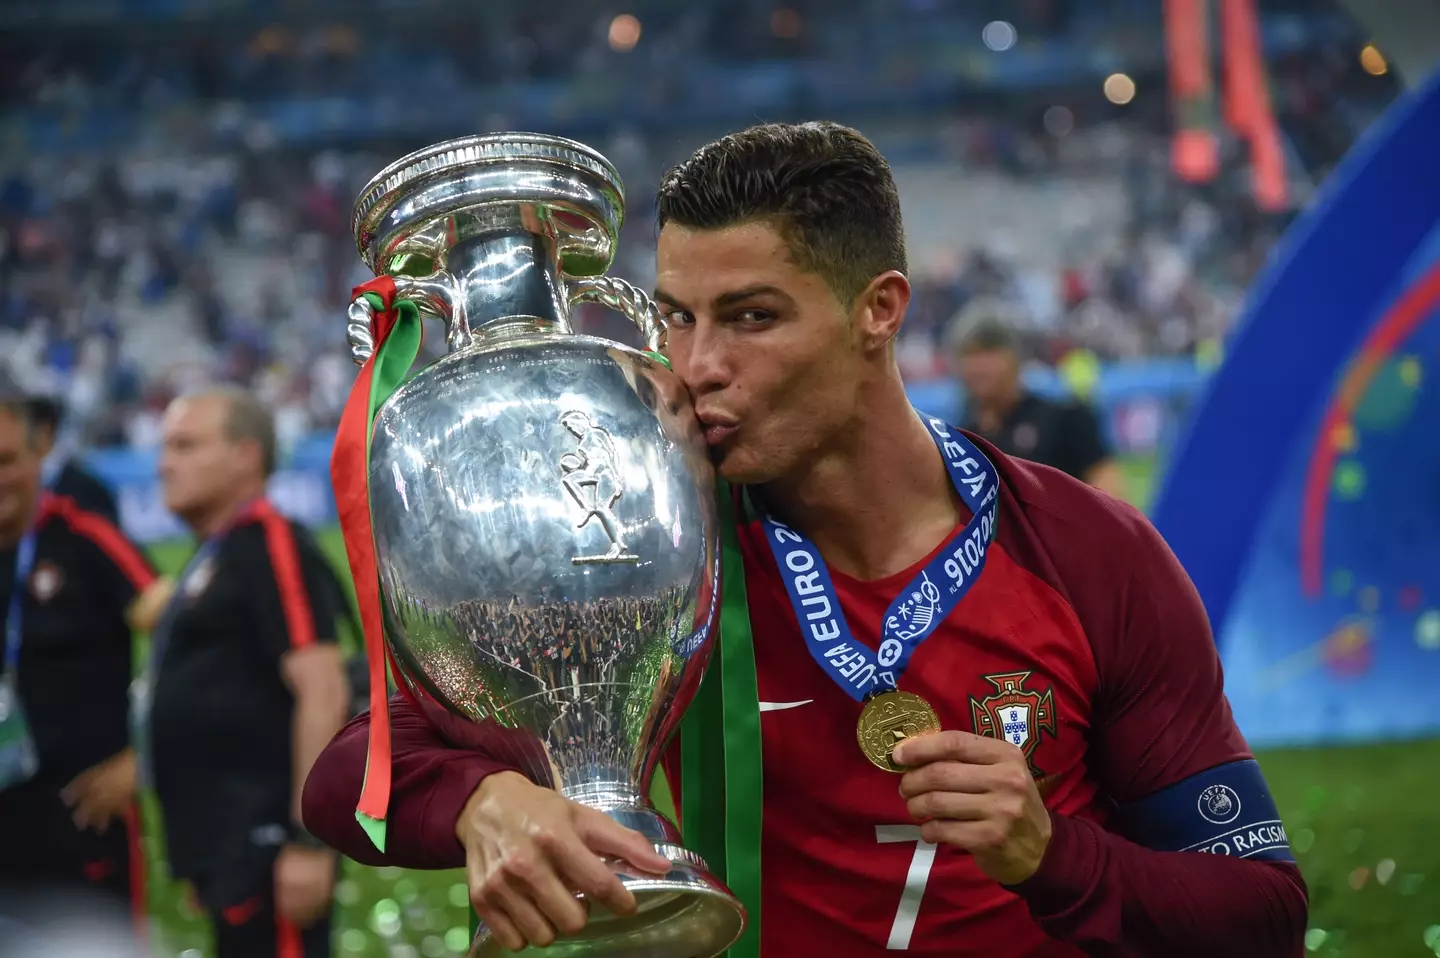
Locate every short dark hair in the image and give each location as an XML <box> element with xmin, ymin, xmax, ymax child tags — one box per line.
<box><xmin>656</xmin><ymin>121</ymin><xmax>908</xmax><ymax>304</ymax></box>
<box><xmin>945</xmin><ymin>299</ymin><xmax>1025</xmax><ymax>358</ymax></box>
<box><xmin>0</xmin><ymin>372</ymin><xmax>37</xmax><ymax>446</ymax></box>
<box><xmin>25</xmin><ymin>397</ymin><xmax>61</xmax><ymax>433</ymax></box>
<box><xmin>0</xmin><ymin>399</ymin><xmax>36</xmax><ymax>447</ymax></box>
<box><xmin>195</xmin><ymin>385</ymin><xmax>278</xmax><ymax>477</ymax></box>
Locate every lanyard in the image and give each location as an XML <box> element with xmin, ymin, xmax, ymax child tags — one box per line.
<box><xmin>144</xmin><ymin>501</ymin><xmax>259</xmax><ymax>681</ymax></box>
<box><xmin>759</xmin><ymin>413</ymin><xmax>998</xmax><ymax>701</ymax></box>
<box><xmin>1</xmin><ymin>530</ymin><xmax>39</xmax><ymax>677</ymax></box>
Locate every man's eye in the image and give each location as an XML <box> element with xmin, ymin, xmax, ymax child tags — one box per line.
<box><xmin>734</xmin><ymin>309</ymin><xmax>773</xmax><ymax>324</ymax></box>
<box><xmin>663</xmin><ymin>311</ymin><xmax>694</xmax><ymax>327</ymax></box>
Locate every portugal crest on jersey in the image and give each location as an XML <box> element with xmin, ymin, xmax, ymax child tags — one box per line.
<box><xmin>969</xmin><ymin>671</ymin><xmax>1057</xmax><ymax>777</ymax></box>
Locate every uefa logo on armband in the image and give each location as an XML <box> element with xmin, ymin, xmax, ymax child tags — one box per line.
<box><xmin>1197</xmin><ymin>784</ymin><xmax>1243</xmax><ymax>825</ymax></box>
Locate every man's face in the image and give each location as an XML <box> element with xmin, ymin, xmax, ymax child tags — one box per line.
<box><xmin>655</xmin><ymin>221</ymin><xmax>861</xmax><ymax>485</ymax></box>
<box><xmin>956</xmin><ymin>348</ymin><xmax>1020</xmax><ymax>406</ymax></box>
<box><xmin>159</xmin><ymin>396</ymin><xmax>245</xmax><ymax>517</ymax></box>
<box><xmin>0</xmin><ymin>411</ymin><xmax>41</xmax><ymax>531</ymax></box>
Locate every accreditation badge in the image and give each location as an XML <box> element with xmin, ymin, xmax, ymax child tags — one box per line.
<box><xmin>0</xmin><ymin>674</ymin><xmax>39</xmax><ymax>790</ymax></box>
<box><xmin>129</xmin><ymin>675</ymin><xmax>155</xmax><ymax>790</ymax></box>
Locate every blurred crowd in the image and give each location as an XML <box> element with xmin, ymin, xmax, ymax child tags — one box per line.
<box><xmin>0</xmin><ymin>0</ymin><xmax>1396</xmax><ymax>458</ymax></box>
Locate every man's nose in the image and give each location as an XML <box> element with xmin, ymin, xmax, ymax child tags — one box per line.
<box><xmin>677</xmin><ymin>321</ymin><xmax>731</xmax><ymax>394</ymax></box>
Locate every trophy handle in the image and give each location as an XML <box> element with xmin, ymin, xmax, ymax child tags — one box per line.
<box><xmin>348</xmin><ymin>272</ymin><xmax>665</xmax><ymax>365</ymax></box>
<box><xmin>346</xmin><ymin>273</ymin><xmax>460</xmax><ymax>366</ymax></box>
<box><xmin>569</xmin><ymin>275</ymin><xmax>667</xmax><ymax>354</ymax></box>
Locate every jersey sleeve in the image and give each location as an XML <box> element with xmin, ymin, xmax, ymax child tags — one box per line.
<box><xmin>302</xmin><ymin>691</ymin><xmax>522</xmax><ymax>867</ymax></box>
<box><xmin>241</xmin><ymin>507</ymin><xmax>344</xmax><ymax>662</ymax></box>
<box><xmin>995</xmin><ymin>462</ymin><xmax>1307</xmax><ymax>954</ymax></box>
<box><xmin>52</xmin><ymin>496</ymin><xmax>157</xmax><ymax>614</ymax></box>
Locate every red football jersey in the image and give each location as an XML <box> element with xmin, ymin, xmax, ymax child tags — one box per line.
<box><xmin>659</xmin><ymin>438</ymin><xmax>1254</xmax><ymax>956</ymax></box>
<box><xmin>720</xmin><ymin>508</ymin><xmax>1094</xmax><ymax>955</ymax></box>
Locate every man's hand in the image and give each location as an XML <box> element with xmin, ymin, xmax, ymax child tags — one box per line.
<box><xmin>60</xmin><ymin>748</ymin><xmax>136</xmax><ymax>833</ymax></box>
<box><xmin>894</xmin><ymin>731</ymin><xmax>1052</xmax><ymax>885</ymax></box>
<box><xmin>274</xmin><ymin>845</ymin><xmax>337</xmax><ymax>928</ymax></box>
<box><xmin>458</xmin><ymin>771</ymin><xmax>672</xmax><ymax>952</ymax></box>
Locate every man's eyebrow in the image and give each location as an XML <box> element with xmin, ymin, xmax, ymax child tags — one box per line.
<box><xmin>652</xmin><ymin>285</ymin><xmax>792</xmax><ymax>311</ymax></box>
<box><xmin>714</xmin><ymin>285</ymin><xmax>791</xmax><ymax>308</ymax></box>
<box><xmin>652</xmin><ymin>288</ymin><xmax>685</xmax><ymax>309</ymax></box>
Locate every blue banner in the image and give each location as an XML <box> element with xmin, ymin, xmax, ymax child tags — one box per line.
<box><xmin>1153</xmin><ymin>67</ymin><xmax>1440</xmax><ymax>747</ymax></box>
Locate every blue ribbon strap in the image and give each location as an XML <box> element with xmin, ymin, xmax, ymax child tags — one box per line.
<box><xmin>761</xmin><ymin>413</ymin><xmax>999</xmax><ymax>701</ymax></box>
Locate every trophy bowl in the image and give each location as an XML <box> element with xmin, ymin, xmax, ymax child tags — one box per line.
<box><xmin>349</xmin><ymin>134</ymin><xmax>745</xmax><ymax>957</ymax></box>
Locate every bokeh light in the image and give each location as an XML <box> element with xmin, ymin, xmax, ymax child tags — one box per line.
<box><xmin>771</xmin><ymin>7</ymin><xmax>802</xmax><ymax>39</ymax></box>
<box><xmin>445</xmin><ymin>927</ymin><xmax>472</xmax><ymax>953</ymax></box>
<box><xmin>1104</xmin><ymin>73</ymin><xmax>1137</xmax><ymax>105</ymax></box>
<box><xmin>608</xmin><ymin>14</ymin><xmax>641</xmax><ymax>52</ymax></box>
<box><xmin>982</xmin><ymin>20</ymin><xmax>1017</xmax><ymax>52</ymax></box>
<box><xmin>1376</xmin><ymin>858</ymin><xmax>1397</xmax><ymax>885</ymax></box>
<box><xmin>1330</xmin><ymin>420</ymin><xmax>1358</xmax><ymax>452</ymax></box>
<box><xmin>1043</xmin><ymin>105</ymin><xmax>1074</xmax><ymax>137</ymax></box>
<box><xmin>1360</xmin><ymin>43</ymin><xmax>1388</xmax><ymax>76</ymax></box>
<box><xmin>1332</xmin><ymin>459</ymin><xmax>1366</xmax><ymax>499</ymax></box>
<box><xmin>1417</xmin><ymin>610</ymin><xmax>1440</xmax><ymax>650</ymax></box>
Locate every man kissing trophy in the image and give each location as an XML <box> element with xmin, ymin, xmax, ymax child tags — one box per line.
<box><xmin>330</xmin><ymin>134</ymin><xmax>746</xmax><ymax>957</ymax></box>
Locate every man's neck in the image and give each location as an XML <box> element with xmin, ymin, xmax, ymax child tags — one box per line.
<box><xmin>757</xmin><ymin>378</ymin><xmax>962</xmax><ymax>582</ymax></box>
<box><xmin>0</xmin><ymin>520</ymin><xmax>28</xmax><ymax>552</ymax></box>
<box><xmin>0</xmin><ymin>492</ymin><xmax>41</xmax><ymax>551</ymax></box>
<box><xmin>188</xmin><ymin>483</ymin><xmax>266</xmax><ymax>539</ymax></box>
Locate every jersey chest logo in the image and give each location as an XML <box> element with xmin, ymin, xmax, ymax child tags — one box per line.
<box><xmin>183</xmin><ymin>556</ymin><xmax>217</xmax><ymax>600</ymax></box>
<box><xmin>29</xmin><ymin>561</ymin><xmax>64</xmax><ymax>603</ymax></box>
<box><xmin>968</xmin><ymin>670</ymin><xmax>1057</xmax><ymax>777</ymax></box>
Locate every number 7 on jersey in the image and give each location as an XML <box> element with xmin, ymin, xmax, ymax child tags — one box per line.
<box><xmin>876</xmin><ymin>825</ymin><xmax>939</xmax><ymax>950</ymax></box>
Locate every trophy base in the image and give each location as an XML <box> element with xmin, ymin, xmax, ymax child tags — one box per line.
<box><xmin>468</xmin><ymin>844</ymin><xmax>746</xmax><ymax>958</ymax></box>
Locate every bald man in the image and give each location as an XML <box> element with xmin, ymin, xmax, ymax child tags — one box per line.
<box><xmin>143</xmin><ymin>388</ymin><xmax>350</xmax><ymax>958</ymax></box>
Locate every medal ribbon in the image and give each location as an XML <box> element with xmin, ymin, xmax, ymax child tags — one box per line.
<box><xmin>331</xmin><ymin>276</ymin><xmax>423</xmax><ymax>853</ymax></box>
<box><xmin>761</xmin><ymin>414</ymin><xmax>998</xmax><ymax>702</ymax></box>
<box><xmin>678</xmin><ymin>415</ymin><xmax>995</xmax><ymax>954</ymax></box>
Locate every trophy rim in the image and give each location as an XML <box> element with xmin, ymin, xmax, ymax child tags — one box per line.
<box><xmin>351</xmin><ymin>132</ymin><xmax>625</xmax><ymax>270</ymax></box>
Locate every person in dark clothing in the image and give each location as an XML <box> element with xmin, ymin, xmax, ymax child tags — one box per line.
<box><xmin>0</xmin><ymin>393</ymin><xmax>160</xmax><ymax>945</ymax></box>
<box><xmin>145</xmin><ymin>386</ymin><xmax>349</xmax><ymax>958</ymax></box>
<box><xmin>949</xmin><ymin>315</ymin><xmax>1127</xmax><ymax>498</ymax></box>
<box><xmin>27</xmin><ymin>396</ymin><xmax>119</xmax><ymax>522</ymax></box>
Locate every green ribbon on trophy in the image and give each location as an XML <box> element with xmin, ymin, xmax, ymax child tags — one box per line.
<box><xmin>640</xmin><ymin>350</ymin><xmax>766</xmax><ymax>958</ymax></box>
<box><xmin>645</xmin><ymin>349</ymin><xmax>765</xmax><ymax>958</ymax></box>
<box><xmin>679</xmin><ymin>483</ymin><xmax>763</xmax><ymax>958</ymax></box>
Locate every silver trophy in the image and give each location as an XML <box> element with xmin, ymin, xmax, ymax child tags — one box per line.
<box><xmin>347</xmin><ymin>134</ymin><xmax>745</xmax><ymax>957</ymax></box>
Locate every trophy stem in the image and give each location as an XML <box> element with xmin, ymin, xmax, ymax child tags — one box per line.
<box><xmin>447</xmin><ymin>229</ymin><xmax>571</xmax><ymax>345</ymax></box>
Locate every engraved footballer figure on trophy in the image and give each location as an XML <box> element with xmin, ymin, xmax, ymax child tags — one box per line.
<box><xmin>559</xmin><ymin>409</ymin><xmax>640</xmax><ymax>566</ymax></box>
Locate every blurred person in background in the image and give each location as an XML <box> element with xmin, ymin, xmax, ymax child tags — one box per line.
<box><xmin>0</xmin><ymin>380</ymin><xmax>161</xmax><ymax>943</ymax></box>
<box><xmin>144</xmin><ymin>386</ymin><xmax>348</xmax><ymax>958</ymax></box>
<box><xmin>949</xmin><ymin>310</ymin><xmax>1127</xmax><ymax>499</ymax></box>
<box><xmin>26</xmin><ymin>393</ymin><xmax>119</xmax><ymax>522</ymax></box>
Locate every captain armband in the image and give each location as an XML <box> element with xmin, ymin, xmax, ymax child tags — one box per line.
<box><xmin>1113</xmin><ymin>759</ymin><xmax>1295</xmax><ymax>862</ymax></box>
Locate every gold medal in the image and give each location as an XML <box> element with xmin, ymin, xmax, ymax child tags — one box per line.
<box><xmin>856</xmin><ymin>689</ymin><xmax>941</xmax><ymax>772</ymax></box>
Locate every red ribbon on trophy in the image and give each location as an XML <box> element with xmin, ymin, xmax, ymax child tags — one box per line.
<box><xmin>331</xmin><ymin>275</ymin><xmax>424</xmax><ymax>852</ymax></box>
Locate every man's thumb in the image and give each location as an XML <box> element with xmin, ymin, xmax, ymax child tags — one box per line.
<box><xmin>576</xmin><ymin>807</ymin><xmax>672</xmax><ymax>875</ymax></box>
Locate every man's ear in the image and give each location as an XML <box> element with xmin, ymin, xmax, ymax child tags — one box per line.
<box><xmin>853</xmin><ymin>270</ymin><xmax>912</xmax><ymax>353</ymax></box>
